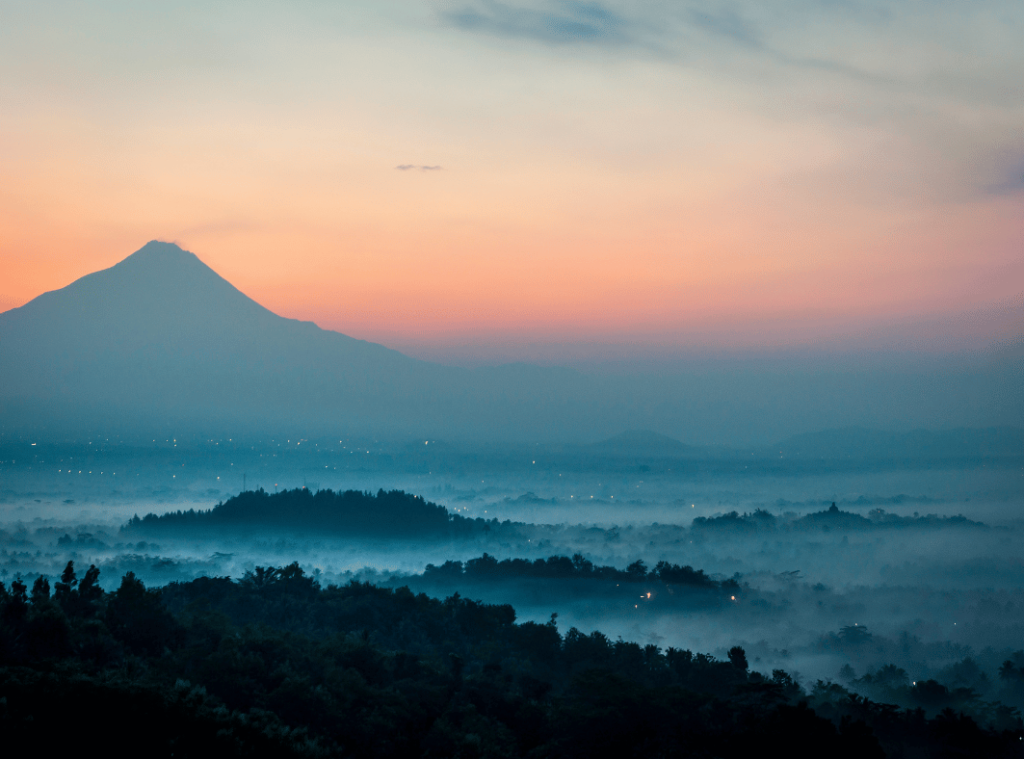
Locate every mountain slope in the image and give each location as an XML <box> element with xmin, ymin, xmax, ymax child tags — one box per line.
<box><xmin>588</xmin><ymin>429</ymin><xmax>694</xmax><ymax>456</ymax></box>
<box><xmin>771</xmin><ymin>427</ymin><xmax>1024</xmax><ymax>460</ymax></box>
<box><xmin>0</xmin><ymin>241</ymin><xmax>464</xmax><ymax>434</ymax></box>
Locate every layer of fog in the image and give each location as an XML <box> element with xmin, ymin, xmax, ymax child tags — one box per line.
<box><xmin>1</xmin><ymin>440</ymin><xmax>1022</xmax><ymax>691</ymax></box>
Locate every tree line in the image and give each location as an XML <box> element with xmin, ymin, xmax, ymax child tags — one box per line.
<box><xmin>692</xmin><ymin>503</ymin><xmax>983</xmax><ymax>533</ymax></box>
<box><xmin>422</xmin><ymin>553</ymin><xmax>734</xmax><ymax>591</ymax></box>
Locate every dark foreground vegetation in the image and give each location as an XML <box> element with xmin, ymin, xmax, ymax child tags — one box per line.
<box><xmin>2</xmin><ymin>562</ymin><xmax>1022</xmax><ymax>758</ymax></box>
<box><xmin>123</xmin><ymin>487</ymin><xmax>500</xmax><ymax>538</ymax></box>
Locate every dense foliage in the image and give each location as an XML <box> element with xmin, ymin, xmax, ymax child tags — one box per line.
<box><xmin>423</xmin><ymin>554</ymin><xmax>729</xmax><ymax>590</ymax></box>
<box><xmin>1</xmin><ymin>562</ymin><xmax>1021</xmax><ymax>757</ymax></box>
<box><xmin>408</xmin><ymin>554</ymin><xmax>739</xmax><ymax>611</ymax></box>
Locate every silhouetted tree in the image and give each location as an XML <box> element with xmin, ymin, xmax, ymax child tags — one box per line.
<box><xmin>105</xmin><ymin>571</ymin><xmax>181</xmax><ymax>655</ymax></box>
<box><xmin>4</xmin><ymin>577</ymin><xmax>29</xmax><ymax>623</ymax></box>
<box><xmin>728</xmin><ymin>646</ymin><xmax>748</xmax><ymax>672</ymax></box>
<box><xmin>54</xmin><ymin>561</ymin><xmax>77</xmax><ymax>604</ymax></box>
<box><xmin>626</xmin><ymin>559</ymin><xmax>647</xmax><ymax>578</ymax></box>
<box><xmin>78</xmin><ymin>564</ymin><xmax>104</xmax><ymax>614</ymax></box>
<box><xmin>30</xmin><ymin>576</ymin><xmax>51</xmax><ymax>606</ymax></box>
<box><xmin>839</xmin><ymin>624</ymin><xmax>872</xmax><ymax>646</ymax></box>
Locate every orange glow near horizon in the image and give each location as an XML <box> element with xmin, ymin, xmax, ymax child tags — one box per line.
<box><xmin>2</xmin><ymin>3</ymin><xmax>1021</xmax><ymax>362</ymax></box>
<box><xmin>3</xmin><ymin>190</ymin><xmax>1020</xmax><ymax>359</ymax></box>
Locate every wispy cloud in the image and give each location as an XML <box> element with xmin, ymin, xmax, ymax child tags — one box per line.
<box><xmin>985</xmin><ymin>157</ymin><xmax>1024</xmax><ymax>196</ymax></box>
<box><xmin>442</xmin><ymin>0</ymin><xmax>632</xmax><ymax>46</ymax></box>
<box><xmin>450</xmin><ymin>2</ymin><xmax>1023</xmax><ymax>92</ymax></box>
<box><xmin>438</xmin><ymin>1</ymin><xmax>885</xmax><ymax>80</ymax></box>
<box><xmin>687</xmin><ymin>8</ymin><xmax>761</xmax><ymax>49</ymax></box>
<box><xmin>396</xmin><ymin>165</ymin><xmax>443</xmax><ymax>171</ymax></box>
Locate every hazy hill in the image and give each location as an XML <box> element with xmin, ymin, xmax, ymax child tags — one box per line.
<box><xmin>124</xmin><ymin>487</ymin><xmax>485</xmax><ymax>537</ymax></box>
<box><xmin>588</xmin><ymin>429</ymin><xmax>694</xmax><ymax>456</ymax></box>
<box><xmin>771</xmin><ymin>427</ymin><xmax>1024</xmax><ymax>461</ymax></box>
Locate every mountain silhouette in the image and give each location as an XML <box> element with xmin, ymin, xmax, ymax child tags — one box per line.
<box><xmin>0</xmin><ymin>241</ymin><xmax>464</xmax><ymax>436</ymax></box>
<box><xmin>1</xmin><ymin>241</ymin><xmax>405</xmax><ymax>360</ymax></box>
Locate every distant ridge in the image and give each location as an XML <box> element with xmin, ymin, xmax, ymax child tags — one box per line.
<box><xmin>770</xmin><ymin>427</ymin><xmax>1024</xmax><ymax>460</ymax></box>
<box><xmin>589</xmin><ymin>430</ymin><xmax>693</xmax><ymax>456</ymax></box>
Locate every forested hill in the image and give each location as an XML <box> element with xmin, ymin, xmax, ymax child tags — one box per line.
<box><xmin>124</xmin><ymin>487</ymin><xmax>491</xmax><ymax>537</ymax></box>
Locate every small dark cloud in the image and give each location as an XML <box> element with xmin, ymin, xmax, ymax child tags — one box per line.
<box><xmin>442</xmin><ymin>0</ymin><xmax>631</xmax><ymax>46</ymax></box>
<box><xmin>396</xmin><ymin>165</ymin><xmax>443</xmax><ymax>172</ymax></box>
<box><xmin>687</xmin><ymin>8</ymin><xmax>761</xmax><ymax>49</ymax></box>
<box><xmin>986</xmin><ymin>158</ymin><xmax>1024</xmax><ymax>196</ymax></box>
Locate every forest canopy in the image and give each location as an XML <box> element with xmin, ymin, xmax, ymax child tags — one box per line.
<box><xmin>1</xmin><ymin>561</ymin><xmax>1021</xmax><ymax>757</ymax></box>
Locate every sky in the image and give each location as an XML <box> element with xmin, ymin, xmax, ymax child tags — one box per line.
<box><xmin>2</xmin><ymin>0</ymin><xmax>1022</xmax><ymax>366</ymax></box>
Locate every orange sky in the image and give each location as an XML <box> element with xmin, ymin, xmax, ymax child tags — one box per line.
<box><xmin>2</xmin><ymin>2</ymin><xmax>1021</xmax><ymax>363</ymax></box>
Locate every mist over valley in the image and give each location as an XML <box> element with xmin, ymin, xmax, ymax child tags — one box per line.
<box><xmin>3</xmin><ymin>428</ymin><xmax>1021</xmax><ymax>689</ymax></box>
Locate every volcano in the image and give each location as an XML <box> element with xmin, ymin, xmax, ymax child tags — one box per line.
<box><xmin>0</xmin><ymin>241</ymin><xmax>466</xmax><ymax>436</ymax></box>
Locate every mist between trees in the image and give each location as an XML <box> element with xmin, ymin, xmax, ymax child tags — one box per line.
<box><xmin>3</xmin><ymin>560</ymin><xmax>1023</xmax><ymax>757</ymax></box>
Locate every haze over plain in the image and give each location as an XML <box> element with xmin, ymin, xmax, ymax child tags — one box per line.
<box><xmin>1</xmin><ymin>241</ymin><xmax>1019</xmax><ymax>444</ymax></box>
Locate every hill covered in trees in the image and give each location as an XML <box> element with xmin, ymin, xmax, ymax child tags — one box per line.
<box><xmin>123</xmin><ymin>487</ymin><xmax>497</xmax><ymax>538</ymax></box>
<box><xmin>1</xmin><ymin>562</ymin><xmax>1021</xmax><ymax>757</ymax></box>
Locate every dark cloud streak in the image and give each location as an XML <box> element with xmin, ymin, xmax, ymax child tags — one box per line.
<box><xmin>439</xmin><ymin>1</ymin><xmax>890</xmax><ymax>83</ymax></box>
<box><xmin>442</xmin><ymin>0</ymin><xmax>632</xmax><ymax>46</ymax></box>
<box><xmin>687</xmin><ymin>8</ymin><xmax>762</xmax><ymax>49</ymax></box>
<box><xmin>985</xmin><ymin>155</ymin><xmax>1024</xmax><ymax>196</ymax></box>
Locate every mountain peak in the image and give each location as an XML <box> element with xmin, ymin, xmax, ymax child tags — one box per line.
<box><xmin>0</xmin><ymin>239</ymin><xmax>418</xmax><ymax>435</ymax></box>
<box><xmin>125</xmin><ymin>239</ymin><xmax>191</xmax><ymax>257</ymax></box>
<box><xmin>115</xmin><ymin>240</ymin><xmax>204</xmax><ymax>271</ymax></box>
<box><xmin>0</xmin><ymin>239</ymin><xmax>273</xmax><ymax>343</ymax></box>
